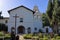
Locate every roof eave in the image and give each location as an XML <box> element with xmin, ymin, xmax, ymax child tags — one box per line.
<box><xmin>8</xmin><ymin>5</ymin><xmax>35</xmax><ymax>14</ymax></box>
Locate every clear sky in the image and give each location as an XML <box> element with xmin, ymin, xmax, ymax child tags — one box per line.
<box><xmin>0</xmin><ymin>0</ymin><xmax>48</xmax><ymax>17</ymax></box>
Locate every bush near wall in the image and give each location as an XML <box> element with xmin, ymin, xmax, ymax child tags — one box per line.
<box><xmin>0</xmin><ymin>31</ymin><xmax>4</xmax><ymax>36</ymax></box>
<box><xmin>0</xmin><ymin>31</ymin><xmax>11</xmax><ymax>40</ymax></box>
<box><xmin>23</xmin><ymin>33</ymin><xmax>60</xmax><ymax>40</ymax></box>
<box><xmin>23</xmin><ymin>34</ymin><xmax>33</xmax><ymax>39</ymax></box>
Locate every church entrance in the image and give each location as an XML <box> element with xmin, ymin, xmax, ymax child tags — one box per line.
<box><xmin>17</xmin><ymin>26</ymin><xmax>25</xmax><ymax>34</ymax></box>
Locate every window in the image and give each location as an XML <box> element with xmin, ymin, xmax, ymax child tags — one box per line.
<box><xmin>34</xmin><ymin>27</ymin><xmax>37</xmax><ymax>34</ymax></box>
<box><xmin>5</xmin><ymin>20</ymin><xmax>8</xmax><ymax>23</ymax></box>
<box><xmin>27</xmin><ymin>27</ymin><xmax>31</xmax><ymax>34</ymax></box>
<box><xmin>34</xmin><ymin>27</ymin><xmax>37</xmax><ymax>31</ymax></box>
<box><xmin>20</xmin><ymin>18</ymin><xmax>23</xmax><ymax>22</ymax></box>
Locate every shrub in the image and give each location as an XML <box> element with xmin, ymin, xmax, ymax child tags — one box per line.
<box><xmin>56</xmin><ymin>36</ymin><xmax>60</xmax><ymax>40</ymax></box>
<box><xmin>32</xmin><ymin>36</ymin><xmax>39</xmax><ymax>39</ymax></box>
<box><xmin>0</xmin><ymin>31</ymin><xmax>4</xmax><ymax>36</ymax></box>
<box><xmin>38</xmin><ymin>33</ymin><xmax>43</xmax><ymax>38</ymax></box>
<box><xmin>4</xmin><ymin>33</ymin><xmax>11</xmax><ymax>38</ymax></box>
<box><xmin>23</xmin><ymin>34</ymin><xmax>32</xmax><ymax>39</ymax></box>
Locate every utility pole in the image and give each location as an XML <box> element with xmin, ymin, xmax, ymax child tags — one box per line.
<box><xmin>13</xmin><ymin>14</ymin><xmax>19</xmax><ymax>36</ymax></box>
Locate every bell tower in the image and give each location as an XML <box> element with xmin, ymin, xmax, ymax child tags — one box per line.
<box><xmin>33</xmin><ymin>5</ymin><xmax>39</xmax><ymax>13</ymax></box>
<box><xmin>33</xmin><ymin>5</ymin><xmax>41</xmax><ymax>19</ymax></box>
<box><xmin>33</xmin><ymin>5</ymin><xmax>43</xmax><ymax>30</ymax></box>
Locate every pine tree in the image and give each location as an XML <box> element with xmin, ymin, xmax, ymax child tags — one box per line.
<box><xmin>42</xmin><ymin>13</ymin><xmax>50</xmax><ymax>27</ymax></box>
<box><xmin>46</xmin><ymin>0</ymin><xmax>53</xmax><ymax>26</ymax></box>
<box><xmin>52</xmin><ymin>0</ymin><xmax>59</xmax><ymax>33</ymax></box>
<box><xmin>46</xmin><ymin>0</ymin><xmax>60</xmax><ymax>33</ymax></box>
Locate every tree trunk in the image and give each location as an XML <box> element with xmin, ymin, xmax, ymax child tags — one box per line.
<box><xmin>53</xmin><ymin>21</ymin><xmax>58</xmax><ymax>34</ymax></box>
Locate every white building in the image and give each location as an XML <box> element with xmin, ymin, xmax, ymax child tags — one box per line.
<box><xmin>0</xmin><ymin>17</ymin><xmax>9</xmax><ymax>24</ymax></box>
<box><xmin>0</xmin><ymin>12</ymin><xmax>9</xmax><ymax>24</ymax></box>
<box><xmin>7</xmin><ymin>5</ymin><xmax>43</xmax><ymax>34</ymax></box>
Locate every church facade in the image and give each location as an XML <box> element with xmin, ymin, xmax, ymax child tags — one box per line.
<box><xmin>7</xmin><ymin>5</ymin><xmax>43</xmax><ymax>34</ymax></box>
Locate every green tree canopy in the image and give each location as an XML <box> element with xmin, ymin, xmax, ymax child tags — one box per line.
<box><xmin>46</xmin><ymin>0</ymin><xmax>60</xmax><ymax>33</ymax></box>
<box><xmin>46</xmin><ymin>0</ymin><xmax>53</xmax><ymax>19</ymax></box>
<box><xmin>42</xmin><ymin>13</ymin><xmax>50</xmax><ymax>27</ymax></box>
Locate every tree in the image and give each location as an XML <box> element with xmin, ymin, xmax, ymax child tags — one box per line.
<box><xmin>46</xmin><ymin>0</ymin><xmax>60</xmax><ymax>33</ymax></box>
<box><xmin>42</xmin><ymin>13</ymin><xmax>50</xmax><ymax>27</ymax></box>
<box><xmin>46</xmin><ymin>0</ymin><xmax>59</xmax><ymax>25</ymax></box>
<box><xmin>56</xmin><ymin>7</ymin><xmax>60</xmax><ymax>29</ymax></box>
<box><xmin>56</xmin><ymin>7</ymin><xmax>60</xmax><ymax>19</ymax></box>
<box><xmin>46</xmin><ymin>0</ymin><xmax>53</xmax><ymax>26</ymax></box>
<box><xmin>52</xmin><ymin>0</ymin><xmax>59</xmax><ymax>33</ymax></box>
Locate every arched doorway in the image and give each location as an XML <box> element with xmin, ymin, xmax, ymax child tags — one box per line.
<box><xmin>17</xmin><ymin>26</ymin><xmax>25</xmax><ymax>34</ymax></box>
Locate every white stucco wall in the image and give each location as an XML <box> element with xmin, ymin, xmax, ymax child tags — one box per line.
<box><xmin>33</xmin><ymin>11</ymin><xmax>43</xmax><ymax>32</ymax></box>
<box><xmin>0</xmin><ymin>18</ymin><xmax>9</xmax><ymax>24</ymax></box>
<box><xmin>8</xmin><ymin>7</ymin><xmax>43</xmax><ymax>34</ymax></box>
<box><xmin>43</xmin><ymin>26</ymin><xmax>53</xmax><ymax>33</ymax></box>
<box><xmin>8</xmin><ymin>7</ymin><xmax>34</xmax><ymax>33</ymax></box>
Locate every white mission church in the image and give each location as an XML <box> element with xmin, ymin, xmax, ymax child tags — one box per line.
<box><xmin>7</xmin><ymin>5</ymin><xmax>43</xmax><ymax>34</ymax></box>
<box><xmin>0</xmin><ymin>5</ymin><xmax>53</xmax><ymax>34</ymax></box>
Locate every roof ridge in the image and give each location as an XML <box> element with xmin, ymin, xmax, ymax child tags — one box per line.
<box><xmin>8</xmin><ymin>5</ymin><xmax>35</xmax><ymax>14</ymax></box>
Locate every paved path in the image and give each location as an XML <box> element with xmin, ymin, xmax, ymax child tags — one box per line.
<box><xmin>19</xmin><ymin>35</ymin><xmax>25</xmax><ymax>40</ymax></box>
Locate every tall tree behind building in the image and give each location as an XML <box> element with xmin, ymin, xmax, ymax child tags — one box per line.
<box><xmin>52</xmin><ymin>0</ymin><xmax>59</xmax><ymax>33</ymax></box>
<box><xmin>42</xmin><ymin>13</ymin><xmax>50</xmax><ymax>27</ymax></box>
<box><xmin>46</xmin><ymin>0</ymin><xmax>60</xmax><ymax>33</ymax></box>
<box><xmin>46</xmin><ymin>0</ymin><xmax>53</xmax><ymax>26</ymax></box>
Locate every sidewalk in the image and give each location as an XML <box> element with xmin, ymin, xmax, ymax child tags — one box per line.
<box><xmin>19</xmin><ymin>35</ymin><xmax>25</xmax><ymax>40</ymax></box>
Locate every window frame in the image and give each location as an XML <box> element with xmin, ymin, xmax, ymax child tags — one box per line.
<box><xmin>20</xmin><ymin>18</ymin><xmax>23</xmax><ymax>22</ymax></box>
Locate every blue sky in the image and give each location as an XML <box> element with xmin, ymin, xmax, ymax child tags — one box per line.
<box><xmin>0</xmin><ymin>0</ymin><xmax>48</xmax><ymax>17</ymax></box>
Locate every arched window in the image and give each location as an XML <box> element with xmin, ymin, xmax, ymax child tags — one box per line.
<box><xmin>34</xmin><ymin>27</ymin><xmax>37</xmax><ymax>34</ymax></box>
<box><xmin>34</xmin><ymin>27</ymin><xmax>37</xmax><ymax>31</ymax></box>
<box><xmin>5</xmin><ymin>20</ymin><xmax>8</xmax><ymax>23</ymax></box>
<box><xmin>27</xmin><ymin>27</ymin><xmax>31</xmax><ymax>34</ymax></box>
